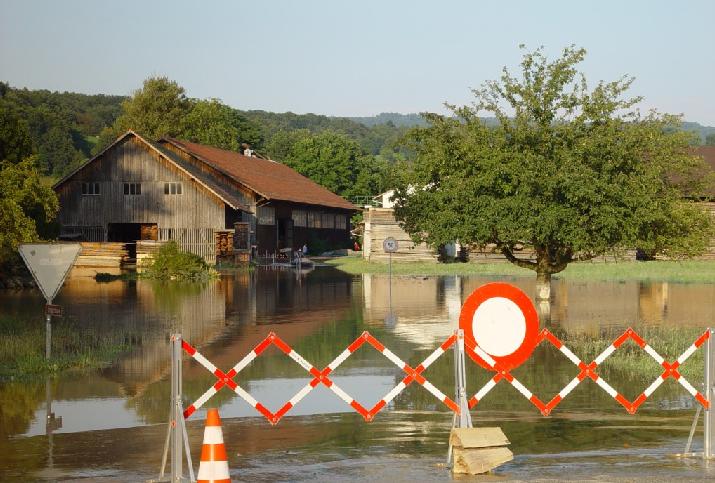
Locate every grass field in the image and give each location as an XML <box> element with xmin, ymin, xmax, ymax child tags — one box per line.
<box><xmin>326</xmin><ymin>257</ymin><xmax>715</xmax><ymax>283</ymax></box>
<box><xmin>0</xmin><ymin>316</ymin><xmax>130</xmax><ymax>380</ymax></box>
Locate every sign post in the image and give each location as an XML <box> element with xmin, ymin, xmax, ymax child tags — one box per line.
<box><xmin>382</xmin><ymin>237</ymin><xmax>398</xmax><ymax>311</ymax></box>
<box><xmin>18</xmin><ymin>243</ymin><xmax>81</xmax><ymax>359</ymax></box>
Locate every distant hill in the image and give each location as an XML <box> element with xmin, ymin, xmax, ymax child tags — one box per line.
<box><xmin>349</xmin><ymin>113</ymin><xmax>715</xmax><ymax>142</ymax></box>
<box><xmin>347</xmin><ymin>112</ymin><xmax>429</xmax><ymax>127</ymax></box>
<box><xmin>681</xmin><ymin>122</ymin><xmax>715</xmax><ymax>144</ymax></box>
<box><xmin>2</xmin><ymin>82</ymin><xmax>714</xmax><ymax>179</ymax></box>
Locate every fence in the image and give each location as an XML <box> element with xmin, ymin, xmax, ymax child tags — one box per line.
<box><xmin>155</xmin><ymin>327</ymin><xmax>715</xmax><ymax>481</ymax></box>
<box><xmin>158</xmin><ymin>228</ymin><xmax>216</xmax><ymax>264</ymax></box>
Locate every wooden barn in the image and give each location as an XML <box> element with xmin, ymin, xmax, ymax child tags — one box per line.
<box><xmin>53</xmin><ymin>131</ymin><xmax>356</xmax><ymax>264</ymax></box>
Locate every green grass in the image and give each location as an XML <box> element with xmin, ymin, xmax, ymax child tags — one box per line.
<box><xmin>560</xmin><ymin>326</ymin><xmax>707</xmax><ymax>382</ymax></box>
<box><xmin>0</xmin><ymin>316</ymin><xmax>131</xmax><ymax>380</ymax></box>
<box><xmin>326</xmin><ymin>257</ymin><xmax>715</xmax><ymax>283</ymax></box>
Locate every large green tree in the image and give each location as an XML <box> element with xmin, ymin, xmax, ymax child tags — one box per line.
<box><xmin>393</xmin><ymin>46</ymin><xmax>713</xmax><ymax>299</ymax></box>
<box><xmin>284</xmin><ymin>130</ymin><xmax>390</xmax><ymax>199</ymax></box>
<box><xmin>0</xmin><ymin>157</ymin><xmax>58</xmax><ymax>264</ymax></box>
<box><xmin>97</xmin><ymin>76</ymin><xmax>190</xmax><ymax>148</ymax></box>
<box><xmin>182</xmin><ymin>98</ymin><xmax>262</xmax><ymax>150</ymax></box>
<box><xmin>0</xmin><ymin>101</ymin><xmax>33</xmax><ymax>163</ymax></box>
<box><xmin>98</xmin><ymin>78</ymin><xmax>264</xmax><ymax>153</ymax></box>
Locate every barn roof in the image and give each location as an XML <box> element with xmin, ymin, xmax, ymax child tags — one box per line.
<box><xmin>159</xmin><ymin>138</ymin><xmax>357</xmax><ymax>211</ymax></box>
<box><xmin>53</xmin><ymin>131</ymin><xmax>249</xmax><ymax>211</ymax></box>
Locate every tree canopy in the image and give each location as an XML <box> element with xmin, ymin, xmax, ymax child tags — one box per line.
<box><xmin>283</xmin><ymin>130</ymin><xmax>392</xmax><ymax>199</ymax></box>
<box><xmin>0</xmin><ymin>82</ymin><xmax>121</xmax><ymax>177</ymax></box>
<box><xmin>97</xmin><ymin>77</ymin><xmax>265</xmax><ymax>154</ymax></box>
<box><xmin>393</xmin><ymin>46</ymin><xmax>713</xmax><ymax>298</ymax></box>
<box><xmin>182</xmin><ymin>99</ymin><xmax>263</xmax><ymax>150</ymax></box>
<box><xmin>0</xmin><ymin>158</ymin><xmax>58</xmax><ymax>266</ymax></box>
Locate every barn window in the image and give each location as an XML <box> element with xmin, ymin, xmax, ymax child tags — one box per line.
<box><xmin>307</xmin><ymin>211</ymin><xmax>320</xmax><ymax>228</ymax></box>
<box><xmin>164</xmin><ymin>182</ymin><xmax>183</xmax><ymax>195</ymax></box>
<box><xmin>257</xmin><ymin>206</ymin><xmax>275</xmax><ymax>225</ymax></box>
<box><xmin>81</xmin><ymin>182</ymin><xmax>100</xmax><ymax>196</ymax></box>
<box><xmin>123</xmin><ymin>182</ymin><xmax>141</xmax><ymax>195</ymax></box>
<box><xmin>335</xmin><ymin>214</ymin><xmax>347</xmax><ymax>230</ymax></box>
<box><xmin>321</xmin><ymin>213</ymin><xmax>335</xmax><ymax>229</ymax></box>
<box><xmin>292</xmin><ymin>209</ymin><xmax>307</xmax><ymax>227</ymax></box>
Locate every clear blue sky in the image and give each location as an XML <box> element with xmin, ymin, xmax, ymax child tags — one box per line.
<box><xmin>2</xmin><ymin>0</ymin><xmax>713</xmax><ymax>124</ymax></box>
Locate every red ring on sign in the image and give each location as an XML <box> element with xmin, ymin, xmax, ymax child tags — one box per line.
<box><xmin>459</xmin><ymin>282</ymin><xmax>539</xmax><ymax>371</ymax></box>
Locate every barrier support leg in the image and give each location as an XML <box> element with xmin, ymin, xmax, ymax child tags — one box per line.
<box><xmin>172</xmin><ymin>334</ymin><xmax>183</xmax><ymax>479</ymax></box>
<box><xmin>151</xmin><ymin>334</ymin><xmax>194</xmax><ymax>482</ymax></box>
<box><xmin>705</xmin><ymin>328</ymin><xmax>714</xmax><ymax>459</ymax></box>
<box><xmin>447</xmin><ymin>329</ymin><xmax>472</xmax><ymax>466</ymax></box>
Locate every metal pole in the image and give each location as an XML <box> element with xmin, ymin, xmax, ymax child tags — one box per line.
<box><xmin>705</xmin><ymin>328</ymin><xmax>714</xmax><ymax>459</ymax></box>
<box><xmin>388</xmin><ymin>252</ymin><xmax>392</xmax><ymax>303</ymax></box>
<box><xmin>171</xmin><ymin>334</ymin><xmax>183</xmax><ymax>480</ymax></box>
<box><xmin>45</xmin><ymin>301</ymin><xmax>52</xmax><ymax>359</ymax></box>
<box><xmin>455</xmin><ymin>329</ymin><xmax>472</xmax><ymax>428</ymax></box>
<box><xmin>448</xmin><ymin>329</ymin><xmax>472</xmax><ymax>465</ymax></box>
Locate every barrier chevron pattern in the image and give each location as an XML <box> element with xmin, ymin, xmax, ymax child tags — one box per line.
<box><xmin>180</xmin><ymin>327</ymin><xmax>711</xmax><ymax>424</ymax></box>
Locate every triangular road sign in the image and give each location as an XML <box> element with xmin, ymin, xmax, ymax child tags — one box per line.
<box><xmin>18</xmin><ymin>243</ymin><xmax>82</xmax><ymax>303</ymax></box>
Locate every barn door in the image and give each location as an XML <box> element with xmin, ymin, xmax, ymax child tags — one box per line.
<box><xmin>285</xmin><ymin>219</ymin><xmax>293</xmax><ymax>249</ymax></box>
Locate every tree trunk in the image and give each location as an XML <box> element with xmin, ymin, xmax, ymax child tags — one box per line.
<box><xmin>535</xmin><ymin>270</ymin><xmax>551</xmax><ymax>302</ymax></box>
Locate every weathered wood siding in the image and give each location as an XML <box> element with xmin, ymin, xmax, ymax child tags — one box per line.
<box><xmin>56</xmin><ymin>137</ymin><xmax>225</xmax><ymax>230</ymax></box>
<box><xmin>158</xmin><ymin>142</ymin><xmax>256</xmax><ymax>228</ymax></box>
<box><xmin>55</xmin><ymin>136</ymin><xmax>228</xmax><ymax>262</ymax></box>
<box><xmin>363</xmin><ymin>207</ymin><xmax>438</xmax><ymax>262</ymax></box>
<box><xmin>364</xmin><ymin>202</ymin><xmax>715</xmax><ymax>264</ymax></box>
<box><xmin>699</xmin><ymin>201</ymin><xmax>715</xmax><ymax>261</ymax></box>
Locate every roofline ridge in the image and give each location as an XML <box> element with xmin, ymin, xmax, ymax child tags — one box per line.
<box><xmin>54</xmin><ymin>131</ymin><xmax>246</xmax><ymax>210</ymax></box>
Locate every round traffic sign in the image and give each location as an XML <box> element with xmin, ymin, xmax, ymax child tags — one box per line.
<box><xmin>459</xmin><ymin>282</ymin><xmax>539</xmax><ymax>371</ymax></box>
<box><xmin>383</xmin><ymin>237</ymin><xmax>398</xmax><ymax>253</ymax></box>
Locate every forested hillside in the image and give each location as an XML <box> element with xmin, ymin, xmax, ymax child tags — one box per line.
<box><xmin>2</xmin><ymin>79</ymin><xmax>714</xmax><ymax>186</ymax></box>
<box><xmin>0</xmin><ymin>80</ymin><xmax>409</xmax><ymax>195</ymax></box>
<box><xmin>0</xmin><ymin>82</ymin><xmax>123</xmax><ymax>177</ymax></box>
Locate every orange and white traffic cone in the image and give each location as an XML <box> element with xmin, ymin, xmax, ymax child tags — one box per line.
<box><xmin>197</xmin><ymin>408</ymin><xmax>231</xmax><ymax>483</ymax></box>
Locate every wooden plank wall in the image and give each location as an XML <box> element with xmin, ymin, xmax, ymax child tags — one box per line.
<box><xmin>57</xmin><ymin>137</ymin><xmax>225</xmax><ymax>230</ymax></box>
<box><xmin>363</xmin><ymin>203</ymin><xmax>715</xmax><ymax>264</ymax></box>
<box><xmin>698</xmin><ymin>201</ymin><xmax>715</xmax><ymax>261</ymax></box>
<box><xmin>56</xmin><ymin>136</ymin><xmax>225</xmax><ymax>263</ymax></box>
<box><xmin>363</xmin><ymin>207</ymin><xmax>438</xmax><ymax>262</ymax></box>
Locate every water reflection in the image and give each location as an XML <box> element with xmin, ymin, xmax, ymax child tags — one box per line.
<box><xmin>0</xmin><ymin>267</ymin><xmax>714</xmax><ymax>480</ymax></box>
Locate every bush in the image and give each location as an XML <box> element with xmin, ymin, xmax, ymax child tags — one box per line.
<box><xmin>141</xmin><ymin>241</ymin><xmax>216</xmax><ymax>282</ymax></box>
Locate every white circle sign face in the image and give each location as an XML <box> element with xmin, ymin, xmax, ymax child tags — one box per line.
<box><xmin>383</xmin><ymin>237</ymin><xmax>398</xmax><ymax>253</ymax></box>
<box><xmin>472</xmin><ymin>297</ymin><xmax>526</xmax><ymax>357</ymax></box>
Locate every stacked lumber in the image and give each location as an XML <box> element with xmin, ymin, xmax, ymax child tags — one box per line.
<box><xmin>215</xmin><ymin>230</ymin><xmax>234</xmax><ymax>256</ymax></box>
<box><xmin>450</xmin><ymin>427</ymin><xmax>513</xmax><ymax>475</ymax></box>
<box><xmin>136</xmin><ymin>240</ymin><xmax>166</xmax><ymax>267</ymax></box>
<box><xmin>364</xmin><ymin>207</ymin><xmax>438</xmax><ymax>262</ymax></box>
<box><xmin>75</xmin><ymin>242</ymin><xmax>128</xmax><ymax>267</ymax></box>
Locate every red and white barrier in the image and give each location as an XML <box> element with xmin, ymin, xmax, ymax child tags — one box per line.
<box><xmin>465</xmin><ymin>327</ymin><xmax>711</xmax><ymax>416</ymax></box>
<box><xmin>179</xmin><ymin>327</ymin><xmax>710</xmax><ymax>424</ymax></box>
<box><xmin>182</xmin><ymin>330</ymin><xmax>460</xmax><ymax>424</ymax></box>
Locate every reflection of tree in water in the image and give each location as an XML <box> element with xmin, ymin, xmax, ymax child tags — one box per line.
<box><xmin>0</xmin><ymin>380</ymin><xmax>45</xmax><ymax>438</ymax></box>
<box><xmin>129</xmin><ymin>311</ymin><xmax>369</xmax><ymax>423</ymax></box>
<box><xmin>149</xmin><ymin>281</ymin><xmax>207</xmax><ymax>317</ymax></box>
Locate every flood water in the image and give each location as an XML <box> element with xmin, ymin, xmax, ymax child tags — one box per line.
<box><xmin>1</xmin><ymin>266</ymin><xmax>715</xmax><ymax>481</ymax></box>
